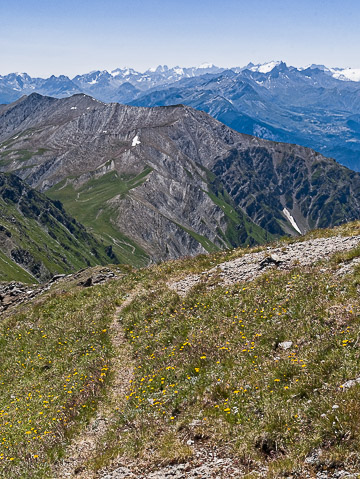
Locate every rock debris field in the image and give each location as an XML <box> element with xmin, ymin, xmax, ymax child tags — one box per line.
<box><xmin>0</xmin><ymin>267</ymin><xmax>123</xmax><ymax>314</ymax></box>
<box><xmin>169</xmin><ymin>235</ymin><xmax>360</xmax><ymax>296</ymax></box>
<box><xmin>101</xmin><ymin>448</ymin><xmax>247</xmax><ymax>479</ymax></box>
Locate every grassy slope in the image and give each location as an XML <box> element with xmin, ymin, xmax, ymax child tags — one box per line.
<box><xmin>46</xmin><ymin>170</ymin><xmax>150</xmax><ymax>267</ymax></box>
<box><xmin>47</xmin><ymin>166</ymin><xmax>274</xmax><ymax>262</ymax></box>
<box><xmin>0</xmin><ymin>274</ymin><xmax>129</xmax><ymax>478</ymax></box>
<box><xmin>0</xmin><ymin>250</ymin><xmax>35</xmax><ymax>283</ymax></box>
<box><xmin>0</xmin><ymin>147</ymin><xmax>48</xmax><ymax>169</ymax></box>
<box><xmin>204</xmin><ymin>167</ymin><xmax>276</xmax><ymax>248</ymax></box>
<box><xmin>0</xmin><ymin>221</ymin><xmax>359</xmax><ymax>478</ymax></box>
<box><xmin>0</xmin><ymin>194</ymin><xmax>116</xmax><ymax>283</ymax></box>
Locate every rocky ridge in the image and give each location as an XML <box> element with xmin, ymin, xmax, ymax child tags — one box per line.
<box><xmin>0</xmin><ymin>267</ymin><xmax>123</xmax><ymax>313</ymax></box>
<box><xmin>170</xmin><ymin>235</ymin><xmax>360</xmax><ymax>296</ymax></box>
<box><xmin>2</xmin><ymin>63</ymin><xmax>360</xmax><ymax>170</ymax></box>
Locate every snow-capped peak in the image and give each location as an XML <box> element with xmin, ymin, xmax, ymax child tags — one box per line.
<box><xmin>198</xmin><ymin>62</ymin><xmax>216</xmax><ymax>69</ymax></box>
<box><xmin>146</xmin><ymin>65</ymin><xmax>169</xmax><ymax>74</ymax></box>
<box><xmin>173</xmin><ymin>67</ymin><xmax>184</xmax><ymax>75</ymax></box>
<box><xmin>250</xmin><ymin>61</ymin><xmax>282</xmax><ymax>74</ymax></box>
<box><xmin>329</xmin><ymin>67</ymin><xmax>360</xmax><ymax>82</ymax></box>
<box><xmin>110</xmin><ymin>70</ymin><xmax>121</xmax><ymax>77</ymax></box>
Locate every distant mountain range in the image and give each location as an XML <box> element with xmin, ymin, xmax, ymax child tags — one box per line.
<box><xmin>1</xmin><ymin>93</ymin><xmax>360</xmax><ymax>270</ymax></box>
<box><xmin>1</xmin><ymin>61</ymin><xmax>360</xmax><ymax>171</ymax></box>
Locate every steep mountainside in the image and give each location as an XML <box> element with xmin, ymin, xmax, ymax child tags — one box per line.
<box><xmin>0</xmin><ymin>172</ymin><xmax>118</xmax><ymax>282</ymax></box>
<box><xmin>1</xmin><ymin>63</ymin><xmax>360</xmax><ymax>170</ymax></box>
<box><xmin>1</xmin><ymin>93</ymin><xmax>360</xmax><ymax>264</ymax></box>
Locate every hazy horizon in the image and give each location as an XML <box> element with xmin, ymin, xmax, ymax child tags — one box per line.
<box><xmin>1</xmin><ymin>0</ymin><xmax>360</xmax><ymax>77</ymax></box>
<box><xmin>2</xmin><ymin>60</ymin><xmax>360</xmax><ymax>79</ymax></box>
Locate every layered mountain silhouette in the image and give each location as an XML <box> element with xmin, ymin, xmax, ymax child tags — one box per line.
<box><xmin>1</xmin><ymin>93</ymin><xmax>360</xmax><ymax>267</ymax></box>
<box><xmin>1</xmin><ymin>62</ymin><xmax>360</xmax><ymax>170</ymax></box>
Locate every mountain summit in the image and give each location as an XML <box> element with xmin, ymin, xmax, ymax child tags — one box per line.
<box><xmin>2</xmin><ymin>62</ymin><xmax>360</xmax><ymax>170</ymax></box>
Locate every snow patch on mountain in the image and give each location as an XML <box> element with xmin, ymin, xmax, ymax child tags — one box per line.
<box><xmin>283</xmin><ymin>208</ymin><xmax>301</xmax><ymax>234</ymax></box>
<box><xmin>132</xmin><ymin>135</ymin><xmax>141</xmax><ymax>147</ymax></box>
<box><xmin>330</xmin><ymin>68</ymin><xmax>360</xmax><ymax>82</ymax></box>
<box><xmin>198</xmin><ymin>62</ymin><xmax>216</xmax><ymax>69</ymax></box>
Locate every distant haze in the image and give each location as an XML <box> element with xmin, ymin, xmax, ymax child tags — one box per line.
<box><xmin>1</xmin><ymin>0</ymin><xmax>360</xmax><ymax>77</ymax></box>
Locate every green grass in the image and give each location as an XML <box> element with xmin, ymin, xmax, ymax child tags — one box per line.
<box><xmin>0</xmin><ymin>197</ymin><xmax>115</xmax><ymax>283</ymax></box>
<box><xmin>177</xmin><ymin>223</ymin><xmax>220</xmax><ymax>253</ymax></box>
<box><xmin>0</xmin><ymin>275</ymin><xmax>134</xmax><ymax>478</ymax></box>
<box><xmin>1</xmin><ymin>221</ymin><xmax>360</xmax><ymax>477</ymax></box>
<box><xmin>47</xmin><ymin>170</ymin><xmax>150</xmax><ymax>267</ymax></box>
<box><xmin>206</xmin><ymin>188</ymin><xmax>275</xmax><ymax>247</ymax></box>
<box><xmin>0</xmin><ymin>251</ymin><xmax>35</xmax><ymax>283</ymax></box>
<box><xmin>203</xmin><ymin>166</ymin><xmax>276</xmax><ymax>248</ymax></box>
<box><xmin>0</xmin><ymin>149</ymin><xmax>48</xmax><ymax>167</ymax></box>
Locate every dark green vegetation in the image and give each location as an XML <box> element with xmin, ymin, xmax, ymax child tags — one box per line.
<box><xmin>204</xmin><ymin>168</ymin><xmax>276</xmax><ymax>246</ymax></box>
<box><xmin>0</xmin><ymin>221</ymin><xmax>359</xmax><ymax>478</ymax></box>
<box><xmin>0</xmin><ymin>172</ymin><xmax>118</xmax><ymax>282</ymax></box>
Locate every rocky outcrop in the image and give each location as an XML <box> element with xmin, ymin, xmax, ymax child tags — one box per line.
<box><xmin>0</xmin><ymin>266</ymin><xmax>123</xmax><ymax>313</ymax></box>
<box><xmin>169</xmin><ymin>234</ymin><xmax>360</xmax><ymax>296</ymax></box>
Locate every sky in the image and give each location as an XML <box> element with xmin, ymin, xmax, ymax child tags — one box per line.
<box><xmin>1</xmin><ymin>0</ymin><xmax>360</xmax><ymax>77</ymax></box>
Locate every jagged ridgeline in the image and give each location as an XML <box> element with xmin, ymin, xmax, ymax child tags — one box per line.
<box><xmin>0</xmin><ymin>172</ymin><xmax>119</xmax><ymax>282</ymax></box>
<box><xmin>1</xmin><ymin>93</ymin><xmax>360</xmax><ymax>273</ymax></box>
<box><xmin>2</xmin><ymin>63</ymin><xmax>360</xmax><ymax>170</ymax></box>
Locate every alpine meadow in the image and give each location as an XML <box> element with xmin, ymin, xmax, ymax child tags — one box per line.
<box><xmin>1</xmin><ymin>0</ymin><xmax>360</xmax><ymax>477</ymax></box>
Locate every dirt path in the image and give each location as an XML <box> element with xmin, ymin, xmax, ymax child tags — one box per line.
<box><xmin>53</xmin><ymin>234</ymin><xmax>360</xmax><ymax>479</ymax></box>
<box><xmin>169</xmin><ymin>235</ymin><xmax>360</xmax><ymax>296</ymax></box>
<box><xmin>53</xmin><ymin>290</ymin><xmax>138</xmax><ymax>479</ymax></box>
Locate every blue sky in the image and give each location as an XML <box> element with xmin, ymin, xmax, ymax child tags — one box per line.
<box><xmin>1</xmin><ymin>0</ymin><xmax>359</xmax><ymax>77</ymax></box>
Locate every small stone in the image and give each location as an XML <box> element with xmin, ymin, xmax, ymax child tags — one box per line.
<box><xmin>341</xmin><ymin>378</ymin><xmax>360</xmax><ymax>390</ymax></box>
<box><xmin>278</xmin><ymin>341</ymin><xmax>293</xmax><ymax>350</ymax></box>
<box><xmin>259</xmin><ymin>254</ymin><xmax>283</xmax><ymax>268</ymax></box>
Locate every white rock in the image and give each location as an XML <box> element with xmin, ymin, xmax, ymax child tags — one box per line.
<box><xmin>279</xmin><ymin>341</ymin><xmax>293</xmax><ymax>350</ymax></box>
<box><xmin>340</xmin><ymin>377</ymin><xmax>360</xmax><ymax>390</ymax></box>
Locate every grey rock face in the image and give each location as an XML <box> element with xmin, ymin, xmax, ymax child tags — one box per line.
<box><xmin>1</xmin><ymin>94</ymin><xmax>360</xmax><ymax>263</ymax></box>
